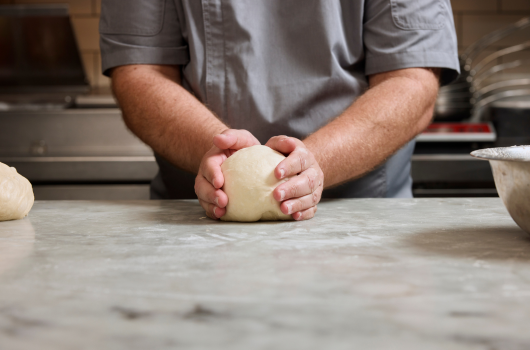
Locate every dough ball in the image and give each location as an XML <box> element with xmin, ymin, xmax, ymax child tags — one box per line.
<box><xmin>0</xmin><ymin>162</ymin><xmax>34</xmax><ymax>221</ymax></box>
<box><xmin>221</xmin><ymin>145</ymin><xmax>292</xmax><ymax>222</ymax></box>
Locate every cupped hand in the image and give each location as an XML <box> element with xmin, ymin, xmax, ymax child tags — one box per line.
<box><xmin>265</xmin><ymin>136</ymin><xmax>324</xmax><ymax>221</ymax></box>
<box><xmin>195</xmin><ymin>129</ymin><xmax>260</xmax><ymax>220</ymax></box>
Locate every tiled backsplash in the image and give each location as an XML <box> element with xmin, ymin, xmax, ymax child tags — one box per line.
<box><xmin>1</xmin><ymin>0</ymin><xmax>529</xmax><ymax>88</ymax></box>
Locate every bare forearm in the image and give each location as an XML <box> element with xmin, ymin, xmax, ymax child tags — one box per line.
<box><xmin>111</xmin><ymin>65</ymin><xmax>227</xmax><ymax>174</ymax></box>
<box><xmin>303</xmin><ymin>68</ymin><xmax>440</xmax><ymax>188</ymax></box>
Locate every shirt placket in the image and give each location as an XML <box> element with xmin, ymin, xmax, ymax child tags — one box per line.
<box><xmin>201</xmin><ymin>0</ymin><xmax>226</xmax><ymax>119</ymax></box>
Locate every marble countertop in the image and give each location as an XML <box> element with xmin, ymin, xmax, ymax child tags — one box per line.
<box><xmin>1</xmin><ymin>199</ymin><xmax>530</xmax><ymax>350</ymax></box>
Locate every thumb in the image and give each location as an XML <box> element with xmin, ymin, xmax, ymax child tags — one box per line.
<box><xmin>213</xmin><ymin>129</ymin><xmax>260</xmax><ymax>150</ymax></box>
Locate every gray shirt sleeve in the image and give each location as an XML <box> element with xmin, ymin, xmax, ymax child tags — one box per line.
<box><xmin>363</xmin><ymin>0</ymin><xmax>460</xmax><ymax>85</ymax></box>
<box><xmin>99</xmin><ymin>0</ymin><xmax>189</xmax><ymax>76</ymax></box>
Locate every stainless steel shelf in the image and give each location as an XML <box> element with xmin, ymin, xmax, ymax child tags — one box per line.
<box><xmin>411</xmin><ymin>154</ymin><xmax>493</xmax><ymax>183</ymax></box>
<box><xmin>0</xmin><ymin>156</ymin><xmax>158</xmax><ymax>182</ymax></box>
<box><xmin>33</xmin><ymin>184</ymin><xmax>150</xmax><ymax>200</ymax></box>
<box><xmin>413</xmin><ymin>188</ymin><xmax>498</xmax><ymax>197</ymax></box>
<box><xmin>1</xmin><ymin>153</ymin><xmax>494</xmax><ymax>188</ymax></box>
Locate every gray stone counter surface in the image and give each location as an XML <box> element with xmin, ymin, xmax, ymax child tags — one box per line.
<box><xmin>1</xmin><ymin>199</ymin><xmax>530</xmax><ymax>350</ymax></box>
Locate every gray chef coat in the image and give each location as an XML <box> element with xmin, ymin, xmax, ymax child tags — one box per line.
<box><xmin>100</xmin><ymin>0</ymin><xmax>459</xmax><ymax>199</ymax></box>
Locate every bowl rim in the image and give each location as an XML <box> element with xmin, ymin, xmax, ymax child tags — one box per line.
<box><xmin>470</xmin><ymin>145</ymin><xmax>530</xmax><ymax>162</ymax></box>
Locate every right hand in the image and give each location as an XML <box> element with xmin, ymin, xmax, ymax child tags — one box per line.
<box><xmin>195</xmin><ymin>129</ymin><xmax>260</xmax><ymax>220</ymax></box>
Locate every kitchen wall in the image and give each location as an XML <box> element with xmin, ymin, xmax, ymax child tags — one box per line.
<box><xmin>1</xmin><ymin>0</ymin><xmax>529</xmax><ymax>88</ymax></box>
<box><xmin>453</xmin><ymin>0</ymin><xmax>530</xmax><ymax>77</ymax></box>
<box><xmin>0</xmin><ymin>0</ymin><xmax>108</xmax><ymax>88</ymax></box>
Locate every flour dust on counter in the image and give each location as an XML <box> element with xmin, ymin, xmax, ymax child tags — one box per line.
<box><xmin>1</xmin><ymin>199</ymin><xmax>530</xmax><ymax>350</ymax></box>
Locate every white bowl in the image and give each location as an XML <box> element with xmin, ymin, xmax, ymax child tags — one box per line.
<box><xmin>471</xmin><ymin>146</ymin><xmax>530</xmax><ymax>234</ymax></box>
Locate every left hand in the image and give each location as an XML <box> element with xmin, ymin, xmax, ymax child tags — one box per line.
<box><xmin>265</xmin><ymin>136</ymin><xmax>324</xmax><ymax>221</ymax></box>
<box><xmin>195</xmin><ymin>129</ymin><xmax>261</xmax><ymax>220</ymax></box>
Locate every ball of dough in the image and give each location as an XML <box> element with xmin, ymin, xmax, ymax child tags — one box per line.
<box><xmin>221</xmin><ymin>145</ymin><xmax>292</xmax><ymax>222</ymax></box>
<box><xmin>0</xmin><ymin>162</ymin><xmax>34</xmax><ymax>221</ymax></box>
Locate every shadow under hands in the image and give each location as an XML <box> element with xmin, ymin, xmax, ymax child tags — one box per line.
<box><xmin>67</xmin><ymin>200</ymin><xmax>294</xmax><ymax>227</ymax></box>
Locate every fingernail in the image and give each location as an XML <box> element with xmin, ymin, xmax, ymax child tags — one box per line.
<box><xmin>286</xmin><ymin>203</ymin><xmax>292</xmax><ymax>214</ymax></box>
<box><xmin>279</xmin><ymin>190</ymin><xmax>285</xmax><ymax>201</ymax></box>
<box><xmin>213</xmin><ymin>207</ymin><xmax>218</xmax><ymax>217</ymax></box>
<box><xmin>279</xmin><ymin>168</ymin><xmax>285</xmax><ymax>178</ymax></box>
<box><xmin>295</xmin><ymin>212</ymin><xmax>302</xmax><ymax>220</ymax></box>
<box><xmin>215</xmin><ymin>197</ymin><xmax>219</xmax><ymax>206</ymax></box>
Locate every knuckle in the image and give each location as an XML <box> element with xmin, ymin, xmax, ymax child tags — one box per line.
<box><xmin>288</xmin><ymin>182</ymin><xmax>298</xmax><ymax>198</ymax></box>
<box><xmin>311</xmin><ymin>190</ymin><xmax>319</xmax><ymax>205</ymax></box>
<box><xmin>289</xmin><ymin>161</ymin><xmax>298</xmax><ymax>175</ymax></box>
<box><xmin>275</xmin><ymin>136</ymin><xmax>288</xmax><ymax>145</ymax></box>
<box><xmin>306</xmin><ymin>172</ymin><xmax>317</xmax><ymax>192</ymax></box>
<box><xmin>294</xmin><ymin>153</ymin><xmax>305</xmax><ymax>173</ymax></box>
<box><xmin>296</xmin><ymin>197</ymin><xmax>305</xmax><ymax>211</ymax></box>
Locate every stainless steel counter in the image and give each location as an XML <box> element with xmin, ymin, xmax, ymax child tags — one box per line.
<box><xmin>1</xmin><ymin>198</ymin><xmax>529</xmax><ymax>349</ymax></box>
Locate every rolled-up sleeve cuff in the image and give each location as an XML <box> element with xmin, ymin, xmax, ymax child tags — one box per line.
<box><xmin>100</xmin><ymin>37</ymin><xmax>190</xmax><ymax>77</ymax></box>
<box><xmin>365</xmin><ymin>51</ymin><xmax>461</xmax><ymax>86</ymax></box>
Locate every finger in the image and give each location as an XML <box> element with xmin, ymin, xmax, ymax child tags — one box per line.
<box><xmin>198</xmin><ymin>199</ymin><xmax>216</xmax><ymax>219</ymax></box>
<box><xmin>199</xmin><ymin>199</ymin><xmax>226</xmax><ymax>220</ymax></box>
<box><xmin>280</xmin><ymin>187</ymin><xmax>322</xmax><ymax>215</ymax></box>
<box><xmin>273</xmin><ymin>168</ymin><xmax>321</xmax><ymax>201</ymax></box>
<box><xmin>200</xmin><ymin>152</ymin><xmax>226</xmax><ymax>189</ymax></box>
<box><xmin>213</xmin><ymin>129</ymin><xmax>260</xmax><ymax>150</ymax></box>
<box><xmin>275</xmin><ymin>146</ymin><xmax>314</xmax><ymax>179</ymax></box>
<box><xmin>265</xmin><ymin>136</ymin><xmax>301</xmax><ymax>155</ymax></box>
<box><xmin>194</xmin><ymin>175</ymin><xmax>228</xmax><ymax>208</ymax></box>
<box><xmin>292</xmin><ymin>206</ymin><xmax>318</xmax><ymax>221</ymax></box>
